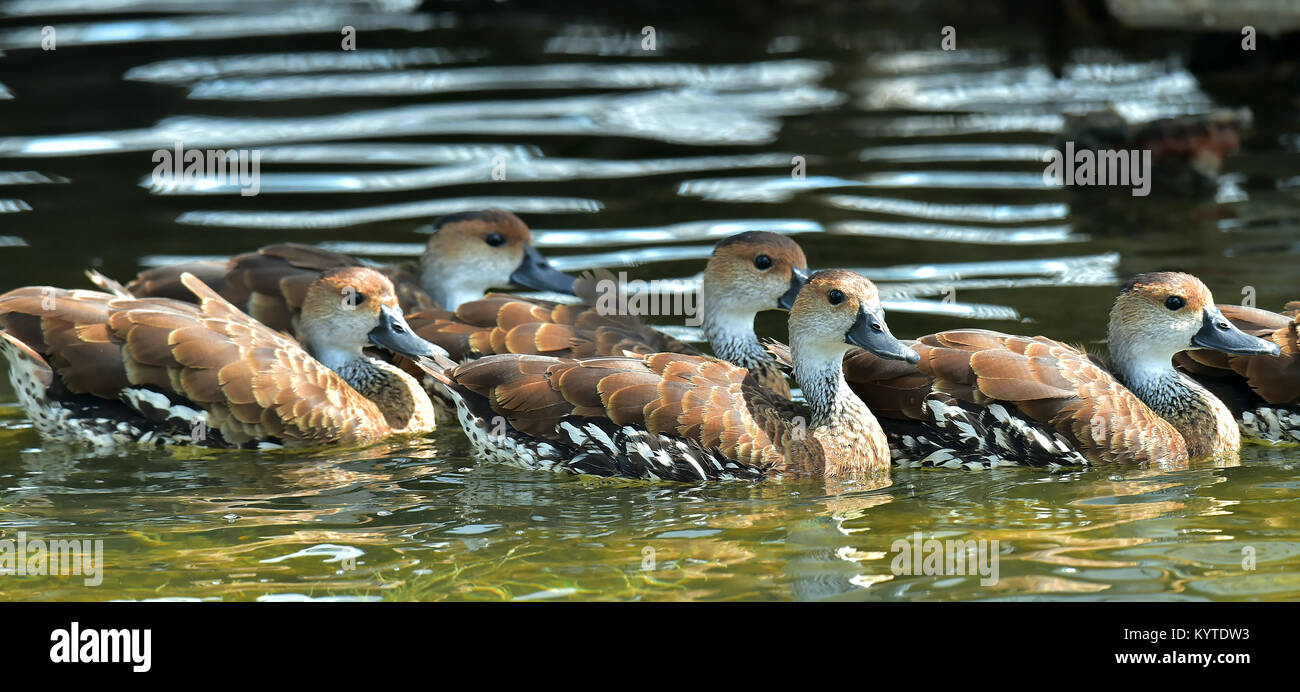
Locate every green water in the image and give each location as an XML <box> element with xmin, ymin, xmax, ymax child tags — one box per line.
<box><xmin>0</xmin><ymin>1</ymin><xmax>1298</xmax><ymax>601</ymax></box>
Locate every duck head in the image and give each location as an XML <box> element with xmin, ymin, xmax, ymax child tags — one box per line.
<box><xmin>701</xmin><ymin>231</ymin><xmax>810</xmax><ymax>332</ymax></box>
<box><xmin>420</xmin><ymin>210</ymin><xmax>576</xmax><ymax>310</ymax></box>
<box><xmin>1109</xmin><ymin>272</ymin><xmax>1279</xmax><ymax>375</ymax></box>
<box><xmin>789</xmin><ymin>269</ymin><xmax>917</xmax><ymax>366</ymax></box>
<box><xmin>299</xmin><ymin>266</ymin><xmax>447</xmax><ymax>371</ymax></box>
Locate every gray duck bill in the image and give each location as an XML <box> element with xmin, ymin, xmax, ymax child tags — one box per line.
<box><xmin>1192</xmin><ymin>306</ymin><xmax>1282</xmax><ymax>356</ymax></box>
<box><xmin>510</xmin><ymin>244</ymin><xmax>577</xmax><ymax>294</ymax></box>
<box><xmin>846</xmin><ymin>306</ymin><xmax>919</xmax><ymax>363</ymax></box>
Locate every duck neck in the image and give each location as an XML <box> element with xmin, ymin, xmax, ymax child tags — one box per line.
<box><xmin>702</xmin><ymin>306</ymin><xmax>771</xmax><ymax>371</ymax></box>
<box><xmin>702</xmin><ymin>295</ymin><xmax>791</xmax><ymax>398</ymax></box>
<box><xmin>1110</xmin><ymin>334</ymin><xmax>1239</xmax><ymax>458</ymax></box>
<box><xmin>421</xmin><ymin>256</ymin><xmax>488</xmax><ymax>311</ymax></box>
<box><xmin>302</xmin><ymin>329</ymin><xmax>436</xmax><ymax>435</ymax></box>
<box><xmin>425</xmin><ymin>282</ymin><xmax>481</xmax><ymax>313</ymax></box>
<box><xmin>790</xmin><ymin>339</ymin><xmax>889</xmax><ymax>477</ymax></box>
<box><xmin>701</xmin><ymin>279</ymin><xmax>774</xmax><ymax>368</ymax></box>
<box><xmin>332</xmin><ymin>356</ymin><xmax>436</xmax><ymax>434</ymax></box>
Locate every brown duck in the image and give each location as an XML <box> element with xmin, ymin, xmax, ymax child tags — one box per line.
<box><xmin>0</xmin><ymin>267</ymin><xmax>443</xmax><ymax>449</ymax></box>
<box><xmin>112</xmin><ymin>209</ymin><xmax>576</xmax><ymax>335</ymax></box>
<box><xmin>415</xmin><ymin>270</ymin><xmax>917</xmax><ymax>481</ymax></box>
<box><xmin>839</xmin><ymin>272</ymin><xmax>1280</xmax><ymax>467</ymax></box>
<box><xmin>1173</xmin><ymin>300</ymin><xmax>1300</xmax><ymax>444</ymax></box>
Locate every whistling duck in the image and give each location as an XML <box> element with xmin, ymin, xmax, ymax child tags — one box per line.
<box><xmin>115</xmin><ymin>210</ymin><xmax>576</xmax><ymax>334</ymax></box>
<box><xmin>1173</xmin><ymin>301</ymin><xmax>1300</xmax><ymax>444</ymax></box>
<box><xmin>838</xmin><ymin>272</ymin><xmax>1280</xmax><ymax>467</ymax></box>
<box><xmin>405</xmin><ymin>231</ymin><xmax>810</xmax><ymax>398</ymax></box>
<box><xmin>415</xmin><ymin>270</ymin><xmax>917</xmax><ymax>481</ymax></box>
<box><xmin>0</xmin><ymin>267</ymin><xmax>443</xmax><ymax>449</ymax></box>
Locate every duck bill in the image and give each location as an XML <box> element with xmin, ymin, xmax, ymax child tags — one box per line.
<box><xmin>846</xmin><ymin>306</ymin><xmax>919</xmax><ymax>364</ymax></box>
<box><xmin>510</xmin><ymin>244</ymin><xmax>577</xmax><ymax>295</ymax></box>
<box><xmin>1191</xmin><ymin>306</ymin><xmax>1281</xmax><ymax>356</ymax></box>
<box><xmin>368</xmin><ymin>305</ymin><xmax>447</xmax><ymax>359</ymax></box>
<box><xmin>778</xmin><ymin>267</ymin><xmax>810</xmax><ymax>310</ymax></box>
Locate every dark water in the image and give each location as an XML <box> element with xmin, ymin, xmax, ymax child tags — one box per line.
<box><xmin>0</xmin><ymin>0</ymin><xmax>1298</xmax><ymax>600</ymax></box>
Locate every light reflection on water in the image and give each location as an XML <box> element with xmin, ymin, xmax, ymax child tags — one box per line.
<box><xmin>0</xmin><ymin>1</ymin><xmax>1297</xmax><ymax>601</ymax></box>
<box><xmin>2</xmin><ymin>428</ymin><xmax>1297</xmax><ymax>601</ymax></box>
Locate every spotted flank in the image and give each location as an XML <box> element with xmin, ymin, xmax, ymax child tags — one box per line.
<box><xmin>447</xmin><ymin>388</ymin><xmax>761</xmax><ymax>482</ymax></box>
<box><xmin>886</xmin><ymin>395</ymin><xmax>1087</xmax><ymax>469</ymax></box>
<box><xmin>1240</xmin><ymin>406</ymin><xmax>1300</xmax><ymax>445</ymax></box>
<box><xmin>559</xmin><ymin>420</ymin><xmax>763</xmax><ymax>481</ymax></box>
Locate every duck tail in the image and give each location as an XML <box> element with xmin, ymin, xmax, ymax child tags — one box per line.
<box><xmin>0</xmin><ymin>330</ymin><xmax>54</xmax><ymax>388</ymax></box>
<box><xmin>410</xmin><ymin>353</ymin><xmax>459</xmax><ymax>386</ymax></box>
<box><xmin>84</xmin><ymin>269</ymin><xmax>133</xmax><ymax>298</ymax></box>
<box><xmin>572</xmin><ymin>267</ymin><xmax>618</xmax><ymax>306</ymax></box>
<box><xmin>761</xmin><ymin>339</ymin><xmax>794</xmax><ymax>371</ymax></box>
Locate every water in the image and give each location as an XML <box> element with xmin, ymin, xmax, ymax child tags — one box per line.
<box><xmin>0</xmin><ymin>0</ymin><xmax>1298</xmax><ymax>601</ymax></box>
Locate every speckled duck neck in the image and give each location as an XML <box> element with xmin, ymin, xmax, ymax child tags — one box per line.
<box><xmin>789</xmin><ymin>336</ymin><xmax>888</xmax><ymax>476</ymax></box>
<box><xmin>302</xmin><ymin>325</ymin><xmax>434</xmax><ymax>435</ymax></box>
<box><xmin>1109</xmin><ymin>323</ymin><xmax>1239</xmax><ymax>458</ymax></box>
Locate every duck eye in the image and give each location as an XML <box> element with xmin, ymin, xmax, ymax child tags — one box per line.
<box><xmin>484</xmin><ymin>232</ymin><xmax>506</xmax><ymax>247</ymax></box>
<box><xmin>753</xmin><ymin>254</ymin><xmax>773</xmax><ymax>270</ymax></box>
<box><xmin>342</xmin><ymin>289</ymin><xmax>365</xmax><ymax>309</ymax></box>
<box><xmin>1164</xmin><ymin>295</ymin><xmax>1185</xmax><ymax>311</ymax></box>
<box><xmin>827</xmin><ymin>289</ymin><xmax>845</xmax><ymax>305</ymax></box>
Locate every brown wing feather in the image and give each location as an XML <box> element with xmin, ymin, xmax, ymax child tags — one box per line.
<box><xmin>407</xmin><ymin>292</ymin><xmax>701</xmax><ymax>363</ymax></box>
<box><xmin>842</xmin><ymin>344</ymin><xmax>933</xmax><ymax>420</ymax></box>
<box><xmin>124</xmin><ymin>261</ymin><xmax>233</xmax><ymax>302</ymax></box>
<box><xmin>449</xmin><ymin>352</ymin><xmax>786</xmax><ymax>470</ymax></box>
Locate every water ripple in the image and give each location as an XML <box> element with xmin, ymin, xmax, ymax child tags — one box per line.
<box><xmin>186</xmin><ymin>60</ymin><xmax>833</xmax><ymax>101</ymax></box>
<box><xmin>0</xmin><ymin>10</ymin><xmax>450</xmax><ymax>50</ymax></box>
<box><xmin>0</xmin><ymin>88</ymin><xmax>843</xmax><ymax>155</ymax></box>
<box><xmin>175</xmin><ymin>196</ymin><xmax>602</xmax><ymax>229</ymax></box>
<box><xmin>125</xmin><ymin>46</ymin><xmax>484</xmax><ymax>85</ymax></box>
<box><xmin>145</xmin><ymin>154</ymin><xmax>795</xmax><ymax>195</ymax></box>
<box><xmin>824</xmin><ymin>195</ymin><xmax>1067</xmax><ymax>224</ymax></box>
<box><xmin>832</xmin><ymin>220</ymin><xmax>1082</xmax><ymax>245</ymax></box>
